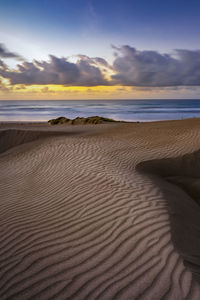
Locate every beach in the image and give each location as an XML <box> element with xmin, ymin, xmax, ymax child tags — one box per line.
<box><xmin>0</xmin><ymin>118</ymin><xmax>200</xmax><ymax>299</ymax></box>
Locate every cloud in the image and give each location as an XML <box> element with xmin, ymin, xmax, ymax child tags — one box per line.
<box><xmin>0</xmin><ymin>43</ymin><xmax>22</xmax><ymax>60</ymax></box>
<box><xmin>0</xmin><ymin>59</ymin><xmax>8</xmax><ymax>69</ymax></box>
<box><xmin>0</xmin><ymin>77</ymin><xmax>12</xmax><ymax>92</ymax></box>
<box><xmin>111</xmin><ymin>45</ymin><xmax>200</xmax><ymax>86</ymax></box>
<box><xmin>0</xmin><ymin>55</ymin><xmax>109</xmax><ymax>86</ymax></box>
<box><xmin>88</xmin><ymin>1</ymin><xmax>97</xmax><ymax>18</ymax></box>
<box><xmin>1</xmin><ymin>43</ymin><xmax>200</xmax><ymax>88</ymax></box>
<box><xmin>77</xmin><ymin>54</ymin><xmax>109</xmax><ymax>67</ymax></box>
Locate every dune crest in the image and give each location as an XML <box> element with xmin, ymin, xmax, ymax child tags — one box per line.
<box><xmin>137</xmin><ymin>149</ymin><xmax>200</xmax><ymax>282</ymax></box>
<box><xmin>0</xmin><ymin>129</ymin><xmax>70</xmax><ymax>154</ymax></box>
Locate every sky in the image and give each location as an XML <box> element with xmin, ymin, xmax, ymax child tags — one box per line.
<box><xmin>0</xmin><ymin>0</ymin><xmax>200</xmax><ymax>100</ymax></box>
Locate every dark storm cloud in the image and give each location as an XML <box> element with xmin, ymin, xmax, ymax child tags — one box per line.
<box><xmin>0</xmin><ymin>43</ymin><xmax>22</xmax><ymax>59</ymax></box>
<box><xmin>0</xmin><ymin>55</ymin><xmax>109</xmax><ymax>86</ymax></box>
<box><xmin>111</xmin><ymin>45</ymin><xmax>200</xmax><ymax>86</ymax></box>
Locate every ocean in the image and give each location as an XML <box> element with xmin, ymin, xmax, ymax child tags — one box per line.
<box><xmin>1</xmin><ymin>99</ymin><xmax>200</xmax><ymax>122</ymax></box>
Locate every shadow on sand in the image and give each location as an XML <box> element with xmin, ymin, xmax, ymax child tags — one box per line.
<box><xmin>136</xmin><ymin>150</ymin><xmax>200</xmax><ymax>282</ymax></box>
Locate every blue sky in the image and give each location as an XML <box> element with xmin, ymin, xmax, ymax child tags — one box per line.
<box><xmin>1</xmin><ymin>0</ymin><xmax>200</xmax><ymax>60</ymax></box>
<box><xmin>0</xmin><ymin>0</ymin><xmax>200</xmax><ymax>99</ymax></box>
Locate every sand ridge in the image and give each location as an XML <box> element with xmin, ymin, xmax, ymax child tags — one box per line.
<box><xmin>137</xmin><ymin>149</ymin><xmax>200</xmax><ymax>283</ymax></box>
<box><xmin>0</xmin><ymin>119</ymin><xmax>200</xmax><ymax>299</ymax></box>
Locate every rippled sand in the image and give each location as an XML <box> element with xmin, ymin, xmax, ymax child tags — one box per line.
<box><xmin>0</xmin><ymin>119</ymin><xmax>200</xmax><ymax>299</ymax></box>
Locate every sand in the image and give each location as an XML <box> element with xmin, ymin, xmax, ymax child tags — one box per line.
<box><xmin>0</xmin><ymin>118</ymin><xmax>200</xmax><ymax>299</ymax></box>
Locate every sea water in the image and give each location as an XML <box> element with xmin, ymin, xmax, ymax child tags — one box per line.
<box><xmin>1</xmin><ymin>99</ymin><xmax>200</xmax><ymax>122</ymax></box>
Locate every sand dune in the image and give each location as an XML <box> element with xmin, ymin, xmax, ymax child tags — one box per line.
<box><xmin>0</xmin><ymin>119</ymin><xmax>200</xmax><ymax>299</ymax></box>
<box><xmin>137</xmin><ymin>149</ymin><xmax>200</xmax><ymax>284</ymax></box>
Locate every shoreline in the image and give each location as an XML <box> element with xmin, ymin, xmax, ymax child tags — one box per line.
<box><xmin>1</xmin><ymin>116</ymin><xmax>200</xmax><ymax>124</ymax></box>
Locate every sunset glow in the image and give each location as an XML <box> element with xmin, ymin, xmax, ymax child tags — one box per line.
<box><xmin>1</xmin><ymin>0</ymin><xmax>200</xmax><ymax>100</ymax></box>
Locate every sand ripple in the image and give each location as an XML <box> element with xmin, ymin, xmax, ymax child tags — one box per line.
<box><xmin>0</xmin><ymin>120</ymin><xmax>200</xmax><ymax>299</ymax></box>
